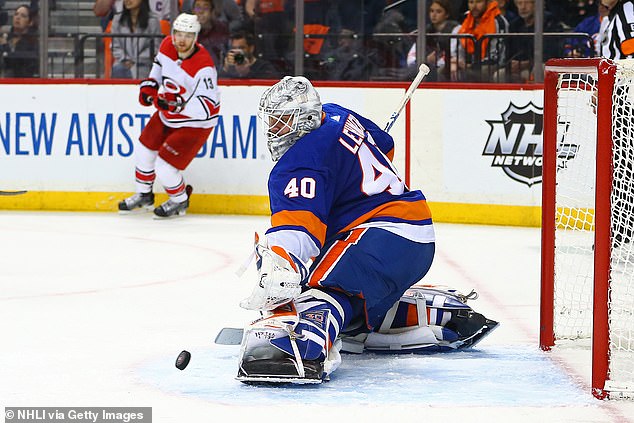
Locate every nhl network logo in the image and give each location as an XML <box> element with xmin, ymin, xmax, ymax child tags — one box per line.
<box><xmin>483</xmin><ymin>102</ymin><xmax>543</xmax><ymax>187</ymax></box>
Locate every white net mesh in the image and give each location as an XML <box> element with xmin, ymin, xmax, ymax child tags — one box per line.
<box><xmin>607</xmin><ymin>63</ymin><xmax>634</xmax><ymax>390</ymax></box>
<box><xmin>554</xmin><ymin>72</ymin><xmax>598</xmax><ymax>340</ymax></box>
<box><xmin>552</xmin><ymin>61</ymin><xmax>634</xmax><ymax>396</ymax></box>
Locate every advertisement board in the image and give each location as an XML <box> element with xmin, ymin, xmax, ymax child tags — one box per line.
<box><xmin>1</xmin><ymin>81</ymin><xmax>547</xmax><ymax>225</ymax></box>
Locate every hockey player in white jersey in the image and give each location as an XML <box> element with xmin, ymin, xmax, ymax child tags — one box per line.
<box><xmin>118</xmin><ymin>13</ymin><xmax>221</xmax><ymax>218</ymax></box>
<box><xmin>235</xmin><ymin>77</ymin><xmax>498</xmax><ymax>384</ymax></box>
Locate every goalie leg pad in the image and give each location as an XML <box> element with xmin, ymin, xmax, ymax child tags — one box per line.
<box><xmin>237</xmin><ymin>289</ymin><xmax>351</xmax><ymax>384</ymax></box>
<box><xmin>354</xmin><ymin>284</ymin><xmax>499</xmax><ymax>353</ymax></box>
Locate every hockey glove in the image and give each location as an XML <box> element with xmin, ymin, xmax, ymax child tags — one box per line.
<box><xmin>156</xmin><ymin>92</ymin><xmax>185</xmax><ymax>113</ymax></box>
<box><xmin>240</xmin><ymin>243</ymin><xmax>303</xmax><ymax>311</ymax></box>
<box><xmin>138</xmin><ymin>78</ymin><xmax>159</xmax><ymax>106</ymax></box>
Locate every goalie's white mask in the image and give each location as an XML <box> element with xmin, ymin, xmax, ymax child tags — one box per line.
<box><xmin>258</xmin><ymin>76</ymin><xmax>322</xmax><ymax>161</ymax></box>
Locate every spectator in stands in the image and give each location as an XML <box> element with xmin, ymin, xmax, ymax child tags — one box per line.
<box><xmin>335</xmin><ymin>0</ymin><xmax>385</xmax><ymax>36</ymax></box>
<box><xmin>220</xmin><ymin>30</ymin><xmax>279</xmax><ymax>79</ymax></box>
<box><xmin>406</xmin><ymin>0</ymin><xmax>461</xmax><ymax>81</ymax></box>
<box><xmin>0</xmin><ymin>4</ymin><xmax>39</xmax><ymax>78</ymax></box>
<box><xmin>564</xmin><ymin>1</ymin><xmax>608</xmax><ymax>57</ymax></box>
<box><xmin>93</xmin><ymin>0</ymin><xmax>171</xmax><ymax>32</ymax></box>
<box><xmin>293</xmin><ymin>0</ymin><xmax>341</xmax><ymax>56</ymax></box>
<box><xmin>506</xmin><ymin>0</ymin><xmax>564</xmax><ymax>82</ymax></box>
<box><xmin>239</xmin><ymin>0</ymin><xmax>292</xmax><ymax>61</ymax></box>
<box><xmin>194</xmin><ymin>0</ymin><xmax>229</xmax><ymax>66</ymax></box>
<box><xmin>450</xmin><ymin>0</ymin><xmax>509</xmax><ymax>81</ymax></box>
<box><xmin>382</xmin><ymin>0</ymin><xmax>419</xmax><ymax>32</ymax></box>
<box><xmin>372</xmin><ymin>9</ymin><xmax>410</xmax><ymax>79</ymax></box>
<box><xmin>110</xmin><ymin>0</ymin><xmax>163</xmax><ymax>78</ymax></box>
<box><xmin>183</xmin><ymin>0</ymin><xmax>244</xmax><ymax>31</ymax></box>
<box><xmin>547</xmin><ymin>0</ymin><xmax>597</xmax><ymax>29</ymax></box>
<box><xmin>496</xmin><ymin>0</ymin><xmax>518</xmax><ymax>23</ymax></box>
<box><xmin>321</xmin><ymin>28</ymin><xmax>377</xmax><ymax>80</ymax></box>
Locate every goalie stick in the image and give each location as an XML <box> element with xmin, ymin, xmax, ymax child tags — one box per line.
<box><xmin>384</xmin><ymin>63</ymin><xmax>430</xmax><ymax>133</ymax></box>
<box><xmin>0</xmin><ymin>190</ymin><xmax>27</xmax><ymax>196</ymax></box>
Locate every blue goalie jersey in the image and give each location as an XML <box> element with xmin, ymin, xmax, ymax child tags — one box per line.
<box><xmin>265</xmin><ymin>103</ymin><xmax>435</xmax><ymax>263</ymax></box>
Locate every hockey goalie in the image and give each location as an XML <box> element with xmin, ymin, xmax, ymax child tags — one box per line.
<box><xmin>236</xmin><ymin>76</ymin><xmax>499</xmax><ymax>384</ymax></box>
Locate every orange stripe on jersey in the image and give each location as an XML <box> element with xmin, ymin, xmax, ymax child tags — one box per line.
<box><xmin>622</xmin><ymin>38</ymin><xmax>634</xmax><ymax>55</ymax></box>
<box><xmin>386</xmin><ymin>148</ymin><xmax>394</xmax><ymax>161</ymax></box>
<box><xmin>307</xmin><ymin>228</ymin><xmax>366</xmax><ymax>287</ymax></box>
<box><xmin>271</xmin><ymin>210</ymin><xmax>327</xmax><ymax>247</ymax></box>
<box><xmin>340</xmin><ymin>199</ymin><xmax>432</xmax><ymax>233</ymax></box>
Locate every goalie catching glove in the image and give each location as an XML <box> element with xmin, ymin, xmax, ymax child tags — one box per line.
<box><xmin>156</xmin><ymin>92</ymin><xmax>185</xmax><ymax>113</ymax></box>
<box><xmin>240</xmin><ymin>236</ymin><xmax>307</xmax><ymax>311</ymax></box>
<box><xmin>138</xmin><ymin>78</ymin><xmax>159</xmax><ymax>106</ymax></box>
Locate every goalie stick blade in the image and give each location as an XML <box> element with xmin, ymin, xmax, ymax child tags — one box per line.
<box><xmin>0</xmin><ymin>190</ymin><xmax>27</xmax><ymax>196</ymax></box>
<box><xmin>214</xmin><ymin>327</ymin><xmax>244</xmax><ymax>345</ymax></box>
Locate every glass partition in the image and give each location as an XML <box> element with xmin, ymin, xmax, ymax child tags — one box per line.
<box><xmin>0</xmin><ymin>0</ymin><xmax>600</xmax><ymax>82</ymax></box>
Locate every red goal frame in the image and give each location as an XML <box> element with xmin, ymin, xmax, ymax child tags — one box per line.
<box><xmin>541</xmin><ymin>58</ymin><xmax>617</xmax><ymax>399</ymax></box>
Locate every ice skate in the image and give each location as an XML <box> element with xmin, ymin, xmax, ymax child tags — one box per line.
<box><xmin>153</xmin><ymin>185</ymin><xmax>192</xmax><ymax>218</ymax></box>
<box><xmin>118</xmin><ymin>192</ymin><xmax>154</xmax><ymax>213</ymax></box>
<box><xmin>153</xmin><ymin>198</ymin><xmax>189</xmax><ymax>218</ymax></box>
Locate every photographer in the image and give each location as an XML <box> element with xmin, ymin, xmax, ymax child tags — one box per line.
<box><xmin>220</xmin><ymin>31</ymin><xmax>280</xmax><ymax>79</ymax></box>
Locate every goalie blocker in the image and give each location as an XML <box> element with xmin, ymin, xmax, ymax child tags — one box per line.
<box><xmin>237</xmin><ymin>284</ymin><xmax>499</xmax><ymax>384</ymax></box>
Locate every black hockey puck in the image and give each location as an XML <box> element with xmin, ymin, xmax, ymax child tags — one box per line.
<box><xmin>175</xmin><ymin>350</ymin><xmax>191</xmax><ymax>370</ymax></box>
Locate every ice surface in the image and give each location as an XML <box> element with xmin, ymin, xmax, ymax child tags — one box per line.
<box><xmin>1</xmin><ymin>211</ymin><xmax>633</xmax><ymax>423</ymax></box>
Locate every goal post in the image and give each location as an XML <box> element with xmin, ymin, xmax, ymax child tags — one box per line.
<box><xmin>541</xmin><ymin>58</ymin><xmax>634</xmax><ymax>400</ymax></box>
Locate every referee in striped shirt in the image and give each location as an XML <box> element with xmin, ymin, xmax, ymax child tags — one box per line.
<box><xmin>600</xmin><ymin>0</ymin><xmax>634</xmax><ymax>58</ymax></box>
<box><xmin>599</xmin><ymin>1</ymin><xmax>634</xmax><ymax>246</ymax></box>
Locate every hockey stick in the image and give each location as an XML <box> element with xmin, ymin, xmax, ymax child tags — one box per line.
<box><xmin>384</xmin><ymin>63</ymin><xmax>430</xmax><ymax>133</ymax></box>
<box><xmin>0</xmin><ymin>190</ymin><xmax>27</xmax><ymax>196</ymax></box>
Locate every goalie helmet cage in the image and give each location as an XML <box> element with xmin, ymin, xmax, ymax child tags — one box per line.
<box><xmin>541</xmin><ymin>57</ymin><xmax>634</xmax><ymax>400</ymax></box>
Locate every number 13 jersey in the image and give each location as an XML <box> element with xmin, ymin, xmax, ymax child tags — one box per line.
<box><xmin>266</xmin><ymin>103</ymin><xmax>435</xmax><ymax>263</ymax></box>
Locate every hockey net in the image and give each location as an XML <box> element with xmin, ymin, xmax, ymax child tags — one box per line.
<box><xmin>541</xmin><ymin>58</ymin><xmax>634</xmax><ymax>399</ymax></box>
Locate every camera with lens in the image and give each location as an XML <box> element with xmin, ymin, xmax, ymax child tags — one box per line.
<box><xmin>232</xmin><ymin>49</ymin><xmax>246</xmax><ymax>65</ymax></box>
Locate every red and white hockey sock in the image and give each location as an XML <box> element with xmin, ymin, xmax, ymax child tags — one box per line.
<box><xmin>156</xmin><ymin>157</ymin><xmax>188</xmax><ymax>203</ymax></box>
<box><xmin>134</xmin><ymin>143</ymin><xmax>158</xmax><ymax>193</ymax></box>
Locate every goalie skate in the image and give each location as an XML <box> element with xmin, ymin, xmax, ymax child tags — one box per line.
<box><xmin>236</xmin><ymin>316</ymin><xmax>325</xmax><ymax>384</ymax></box>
